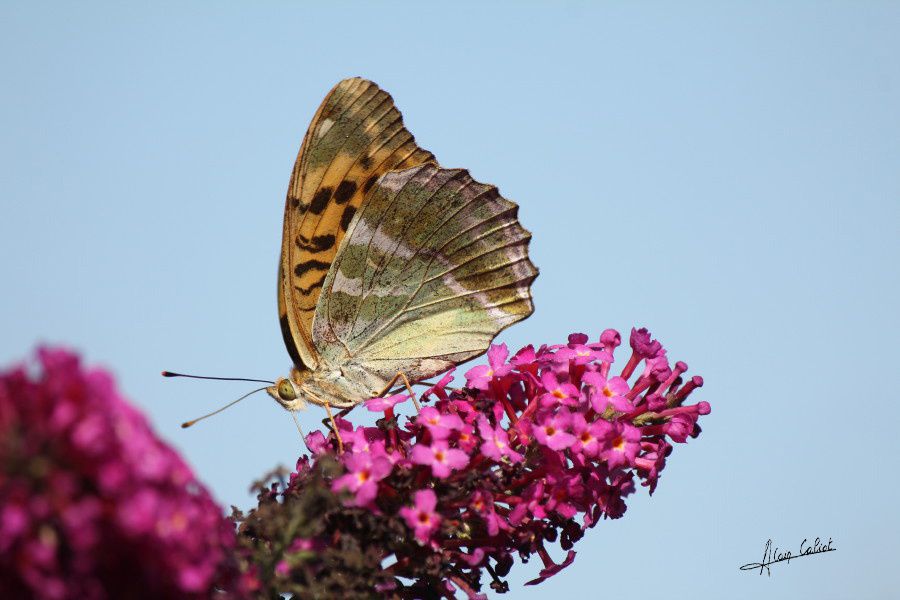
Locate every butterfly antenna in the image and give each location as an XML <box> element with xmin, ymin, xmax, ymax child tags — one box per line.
<box><xmin>181</xmin><ymin>386</ymin><xmax>269</xmax><ymax>429</ymax></box>
<box><xmin>162</xmin><ymin>371</ymin><xmax>275</xmax><ymax>385</ymax></box>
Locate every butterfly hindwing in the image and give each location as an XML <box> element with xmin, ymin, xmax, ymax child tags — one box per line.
<box><xmin>312</xmin><ymin>164</ymin><xmax>538</xmax><ymax>390</ymax></box>
<box><xmin>279</xmin><ymin>78</ymin><xmax>436</xmax><ymax>369</ymax></box>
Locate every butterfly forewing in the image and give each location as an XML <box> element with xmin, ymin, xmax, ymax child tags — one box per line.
<box><xmin>279</xmin><ymin>78</ymin><xmax>435</xmax><ymax>370</ymax></box>
<box><xmin>313</xmin><ymin>164</ymin><xmax>537</xmax><ymax>390</ymax></box>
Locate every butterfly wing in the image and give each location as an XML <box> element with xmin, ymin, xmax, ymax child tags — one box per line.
<box><xmin>312</xmin><ymin>164</ymin><xmax>537</xmax><ymax>392</ymax></box>
<box><xmin>279</xmin><ymin>78</ymin><xmax>436</xmax><ymax>369</ymax></box>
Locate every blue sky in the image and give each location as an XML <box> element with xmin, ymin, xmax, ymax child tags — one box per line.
<box><xmin>2</xmin><ymin>2</ymin><xmax>898</xmax><ymax>598</ymax></box>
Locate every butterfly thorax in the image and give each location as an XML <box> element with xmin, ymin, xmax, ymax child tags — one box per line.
<box><xmin>266</xmin><ymin>365</ymin><xmax>374</xmax><ymax>412</ymax></box>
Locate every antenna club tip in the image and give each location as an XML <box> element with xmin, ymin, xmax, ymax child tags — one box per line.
<box><xmin>181</xmin><ymin>421</ymin><xmax>194</xmax><ymax>429</ymax></box>
<box><xmin>162</xmin><ymin>371</ymin><xmax>175</xmax><ymax>377</ymax></box>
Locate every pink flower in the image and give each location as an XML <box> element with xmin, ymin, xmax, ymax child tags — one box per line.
<box><xmin>533</xmin><ymin>410</ymin><xmax>578</xmax><ymax>451</ymax></box>
<box><xmin>583</xmin><ymin>371</ymin><xmax>632</xmax><ymax>413</ymax></box>
<box><xmin>305</xmin><ymin>430</ymin><xmax>329</xmax><ymax>454</ymax></box>
<box><xmin>642</xmin><ymin>353</ymin><xmax>672</xmax><ymax>383</ymax></box>
<box><xmin>630</xmin><ymin>327</ymin><xmax>662</xmax><ymax>358</ymax></box>
<box><xmin>417</xmin><ymin>406</ymin><xmax>465</xmax><ymax>440</ymax></box>
<box><xmin>411</xmin><ymin>441</ymin><xmax>469</xmax><ymax>478</ymax></box>
<box><xmin>421</xmin><ymin>369</ymin><xmax>456</xmax><ymax>402</ymax></box>
<box><xmin>365</xmin><ymin>392</ymin><xmax>409</xmax><ymax>412</ymax></box>
<box><xmin>554</xmin><ymin>332</ymin><xmax>613</xmax><ymax>365</ymax></box>
<box><xmin>342</xmin><ymin>425</ymin><xmax>386</xmax><ymax>453</ymax></box>
<box><xmin>455</xmin><ymin>425</ymin><xmax>480</xmax><ymax>453</ymax></box>
<box><xmin>469</xmin><ymin>490</ymin><xmax>505</xmax><ymax>536</ymax></box>
<box><xmin>400</xmin><ymin>489</ymin><xmax>442</xmax><ymax>542</ymax></box>
<box><xmin>599</xmin><ymin>421</ymin><xmax>641</xmax><ymax>468</ymax></box>
<box><xmin>525</xmin><ymin>550</ymin><xmax>576</xmax><ymax>586</ymax></box>
<box><xmin>477</xmin><ymin>417</ymin><xmax>523</xmax><ymax>463</ymax></box>
<box><xmin>661</xmin><ymin>413</ymin><xmax>694</xmax><ymax>443</ymax></box>
<box><xmin>509</xmin><ymin>344</ymin><xmax>537</xmax><ymax>368</ymax></box>
<box><xmin>570</xmin><ymin>412</ymin><xmax>608</xmax><ymax>457</ymax></box>
<box><xmin>509</xmin><ymin>480</ymin><xmax>548</xmax><ymax>524</ymax></box>
<box><xmin>0</xmin><ymin>348</ymin><xmax>239</xmax><ymax>598</ymax></box>
<box><xmin>332</xmin><ymin>451</ymin><xmax>392</xmax><ymax>506</ymax></box>
<box><xmin>634</xmin><ymin>438</ymin><xmax>672</xmax><ymax>493</ymax></box>
<box><xmin>260</xmin><ymin>328</ymin><xmax>709</xmax><ymax>597</ymax></box>
<box><xmin>599</xmin><ymin>328</ymin><xmax>621</xmax><ymax>350</ymax></box>
<box><xmin>545</xmin><ymin>473</ymin><xmax>581</xmax><ymax>518</ymax></box>
<box><xmin>464</xmin><ymin>344</ymin><xmax>512</xmax><ymax>390</ymax></box>
<box><xmin>539</xmin><ymin>371</ymin><xmax>580</xmax><ymax>408</ymax></box>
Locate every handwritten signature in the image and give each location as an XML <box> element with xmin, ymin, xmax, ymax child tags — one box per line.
<box><xmin>740</xmin><ymin>538</ymin><xmax>836</xmax><ymax>576</ymax></box>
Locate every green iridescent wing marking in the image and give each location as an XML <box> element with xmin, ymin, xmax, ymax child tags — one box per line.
<box><xmin>311</xmin><ymin>164</ymin><xmax>538</xmax><ymax>390</ymax></box>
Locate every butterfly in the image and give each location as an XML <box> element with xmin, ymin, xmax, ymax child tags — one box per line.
<box><xmin>266</xmin><ymin>77</ymin><xmax>538</xmax><ymax>430</ymax></box>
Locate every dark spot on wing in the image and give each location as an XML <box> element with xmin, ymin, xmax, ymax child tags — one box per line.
<box><xmin>334</xmin><ymin>180</ymin><xmax>357</xmax><ymax>204</ymax></box>
<box><xmin>340</xmin><ymin>205</ymin><xmax>357</xmax><ymax>231</ymax></box>
<box><xmin>360</xmin><ymin>154</ymin><xmax>373</xmax><ymax>169</ymax></box>
<box><xmin>290</xmin><ymin>197</ymin><xmax>299</xmax><ymax>208</ymax></box>
<box><xmin>363</xmin><ymin>174</ymin><xmax>379</xmax><ymax>193</ymax></box>
<box><xmin>309</xmin><ymin>187</ymin><xmax>332</xmax><ymax>215</ymax></box>
<box><xmin>296</xmin><ymin>234</ymin><xmax>336</xmax><ymax>253</ymax></box>
<box><xmin>294</xmin><ymin>273</ymin><xmax>328</xmax><ymax>295</ymax></box>
<box><xmin>294</xmin><ymin>260</ymin><xmax>331</xmax><ymax>277</ymax></box>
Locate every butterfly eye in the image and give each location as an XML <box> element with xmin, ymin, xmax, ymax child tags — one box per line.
<box><xmin>277</xmin><ymin>379</ymin><xmax>297</xmax><ymax>401</ymax></box>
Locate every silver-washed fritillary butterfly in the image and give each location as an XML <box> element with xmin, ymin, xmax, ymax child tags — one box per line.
<box><xmin>267</xmin><ymin>78</ymin><xmax>538</xmax><ymax>427</ymax></box>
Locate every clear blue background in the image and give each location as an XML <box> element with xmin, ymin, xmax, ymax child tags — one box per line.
<box><xmin>2</xmin><ymin>2</ymin><xmax>898</xmax><ymax>598</ymax></box>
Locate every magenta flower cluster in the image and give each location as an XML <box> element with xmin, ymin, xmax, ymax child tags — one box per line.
<box><xmin>0</xmin><ymin>348</ymin><xmax>240</xmax><ymax>599</ymax></box>
<box><xmin>304</xmin><ymin>328</ymin><xmax>709</xmax><ymax>595</ymax></box>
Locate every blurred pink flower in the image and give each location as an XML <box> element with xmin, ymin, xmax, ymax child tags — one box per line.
<box><xmin>332</xmin><ymin>451</ymin><xmax>392</xmax><ymax>506</ymax></box>
<box><xmin>0</xmin><ymin>348</ymin><xmax>242</xmax><ymax>598</ymax></box>
<box><xmin>399</xmin><ymin>489</ymin><xmax>441</xmax><ymax>543</ymax></box>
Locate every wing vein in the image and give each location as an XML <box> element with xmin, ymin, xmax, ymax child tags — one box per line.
<box><xmin>342</xmin><ymin>174</ymin><xmax>489</xmax><ymax>351</ymax></box>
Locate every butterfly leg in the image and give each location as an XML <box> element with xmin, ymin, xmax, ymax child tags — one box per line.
<box><xmin>377</xmin><ymin>372</ymin><xmax>420</xmax><ymax>412</ymax></box>
<box><xmin>322</xmin><ymin>400</ymin><xmax>344</xmax><ymax>453</ymax></box>
<box><xmin>320</xmin><ymin>407</ymin><xmax>352</xmax><ymax>423</ymax></box>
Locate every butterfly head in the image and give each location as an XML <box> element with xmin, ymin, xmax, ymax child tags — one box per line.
<box><xmin>266</xmin><ymin>377</ymin><xmax>307</xmax><ymax>411</ymax></box>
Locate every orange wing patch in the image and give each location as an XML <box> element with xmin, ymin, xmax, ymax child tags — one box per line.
<box><xmin>278</xmin><ymin>78</ymin><xmax>436</xmax><ymax>369</ymax></box>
